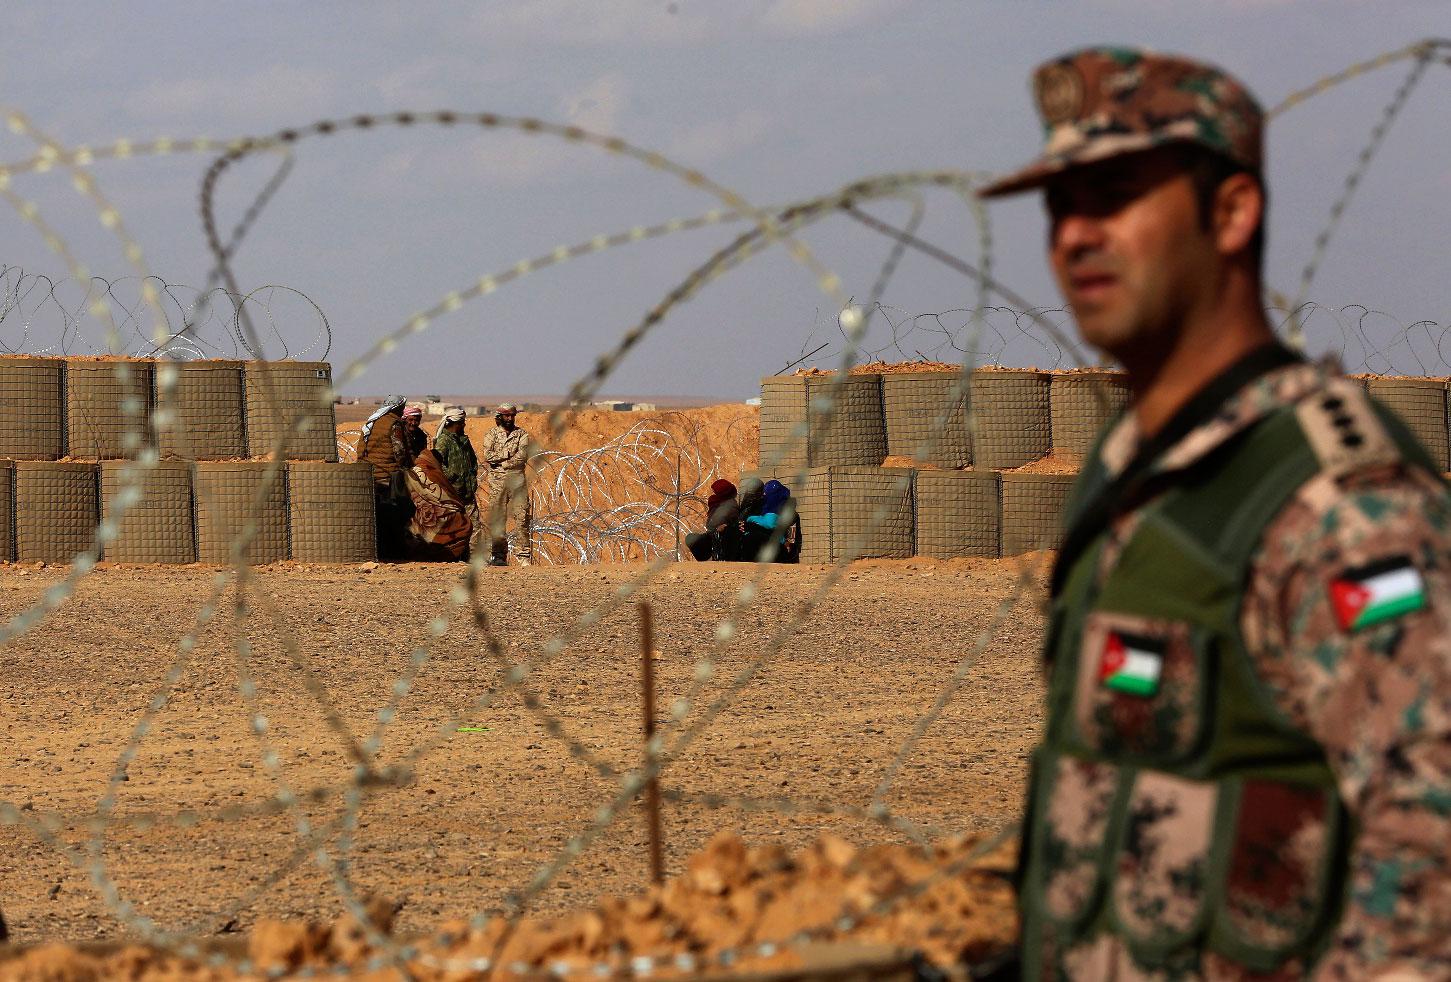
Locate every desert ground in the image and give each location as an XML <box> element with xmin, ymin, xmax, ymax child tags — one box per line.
<box><xmin>0</xmin><ymin>555</ymin><xmax>1047</xmax><ymax>949</ymax></box>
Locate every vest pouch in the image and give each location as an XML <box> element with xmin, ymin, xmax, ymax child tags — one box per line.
<box><xmin>1208</xmin><ymin>777</ymin><xmax>1344</xmax><ymax>972</ymax></box>
<box><xmin>1110</xmin><ymin>769</ymin><xmax>1218</xmax><ymax>960</ymax></box>
<box><xmin>1027</xmin><ymin>750</ymin><xmax>1121</xmax><ymax>929</ymax></box>
<box><xmin>1072</xmin><ymin>610</ymin><xmax>1212</xmax><ymax>764</ymax></box>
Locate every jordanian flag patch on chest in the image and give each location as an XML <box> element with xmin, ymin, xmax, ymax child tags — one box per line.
<box><xmin>1099</xmin><ymin>631</ymin><xmax>1164</xmax><ymax>697</ymax></box>
<box><xmin>1329</xmin><ymin>556</ymin><xmax>1426</xmax><ymax>631</ymax></box>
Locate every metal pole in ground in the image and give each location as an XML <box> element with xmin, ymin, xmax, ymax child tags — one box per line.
<box><xmin>674</xmin><ymin>451</ymin><xmax>682</xmax><ymax>560</ymax></box>
<box><xmin>638</xmin><ymin>600</ymin><xmax>665</xmax><ymax>884</ymax></box>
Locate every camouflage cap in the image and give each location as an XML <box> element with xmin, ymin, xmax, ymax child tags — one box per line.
<box><xmin>495</xmin><ymin>402</ymin><xmax>518</xmax><ymax>414</ymax></box>
<box><xmin>978</xmin><ymin>46</ymin><xmax>1263</xmax><ymax>198</ymax></box>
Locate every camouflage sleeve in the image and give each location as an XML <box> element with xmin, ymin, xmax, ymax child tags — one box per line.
<box><xmin>1242</xmin><ymin>465</ymin><xmax>1451</xmax><ymax>978</ymax></box>
<box><xmin>482</xmin><ymin>428</ymin><xmax>505</xmax><ymax>467</ymax></box>
<box><xmin>388</xmin><ymin>419</ymin><xmax>414</xmax><ymax>468</ymax></box>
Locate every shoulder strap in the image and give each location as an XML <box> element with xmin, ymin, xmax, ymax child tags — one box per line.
<box><xmin>1051</xmin><ymin>344</ymin><xmax>1303</xmax><ymax>596</ymax></box>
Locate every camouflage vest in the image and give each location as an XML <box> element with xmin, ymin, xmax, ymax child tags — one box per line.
<box><xmin>1021</xmin><ymin>376</ymin><xmax>1437</xmax><ymax>978</ymax></box>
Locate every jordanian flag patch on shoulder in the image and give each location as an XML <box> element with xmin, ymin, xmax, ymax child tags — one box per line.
<box><xmin>1330</xmin><ymin>556</ymin><xmax>1426</xmax><ymax>631</ymax></box>
<box><xmin>1099</xmin><ymin>631</ymin><xmax>1164</xmax><ymax>697</ymax></box>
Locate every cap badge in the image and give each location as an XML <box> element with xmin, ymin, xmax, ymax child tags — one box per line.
<box><xmin>1036</xmin><ymin>63</ymin><xmax>1085</xmax><ymax>126</ymax></box>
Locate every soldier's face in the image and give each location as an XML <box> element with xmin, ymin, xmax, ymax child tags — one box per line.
<box><xmin>1045</xmin><ymin>148</ymin><xmax>1218</xmax><ymax>362</ymax></box>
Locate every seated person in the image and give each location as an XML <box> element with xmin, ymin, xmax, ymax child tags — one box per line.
<box><xmin>740</xmin><ymin>479</ymin><xmax>800</xmax><ymax>563</ymax></box>
<box><xmin>686</xmin><ymin>478</ymin><xmax>741</xmax><ymax>561</ymax></box>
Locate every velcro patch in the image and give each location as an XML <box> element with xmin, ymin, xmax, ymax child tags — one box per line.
<box><xmin>1329</xmin><ymin>555</ymin><xmax>1426</xmax><ymax>631</ymax></box>
<box><xmin>1100</xmin><ymin>630</ymin><xmax>1164</xmax><ymax>697</ymax></box>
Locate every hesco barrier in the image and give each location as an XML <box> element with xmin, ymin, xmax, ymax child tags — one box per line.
<box><xmin>1049</xmin><ymin>370</ymin><xmax>1130</xmax><ymax>457</ymax></box>
<box><xmin>14</xmin><ymin>461</ymin><xmax>99</xmax><ymax>562</ymax></box>
<box><xmin>757</xmin><ymin>375</ymin><xmax>887</xmax><ymax>468</ymax></box>
<box><xmin>65</xmin><ymin>359</ymin><xmax>155</xmax><ymax>459</ymax></box>
<box><xmin>791</xmin><ymin>465</ymin><xmax>914</xmax><ymax>563</ymax></box>
<box><xmin>156</xmin><ymin>360</ymin><xmax>246</xmax><ymax>460</ymax></box>
<box><xmin>881</xmin><ymin>372</ymin><xmax>972</xmax><ymax>468</ymax></box>
<box><xmin>193</xmin><ymin>462</ymin><xmax>290</xmax><ymax>564</ymax></box>
<box><xmin>0</xmin><ymin>461</ymin><xmax>13</xmax><ymax>561</ymax></box>
<box><xmin>0</xmin><ymin>356</ymin><xmax>65</xmax><ymax>459</ymax></box>
<box><xmin>792</xmin><ymin>469</ymin><xmax>832</xmax><ymax>564</ymax></box>
<box><xmin>914</xmin><ymin>469</ymin><xmax>1000</xmax><ymax>559</ymax></box>
<box><xmin>100</xmin><ymin>460</ymin><xmax>195</xmax><ymax>564</ymax></box>
<box><xmin>1367</xmin><ymin>376</ymin><xmax>1449</xmax><ymax>471</ymax></box>
<box><xmin>244</xmin><ymin>361</ymin><xmax>339</xmax><ymax>461</ymax></box>
<box><xmin>287</xmin><ymin>461</ymin><xmax>376</xmax><ymax>562</ymax></box>
<box><xmin>759</xmin><ymin>376</ymin><xmax>809</xmax><ymax>469</ymax></box>
<box><xmin>969</xmin><ymin>369</ymin><xmax>1050</xmax><ymax>469</ymax></box>
<box><xmin>1000</xmin><ymin>471</ymin><xmax>1075</xmax><ymax>556</ymax></box>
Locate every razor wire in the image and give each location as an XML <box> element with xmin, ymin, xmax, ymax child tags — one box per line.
<box><xmin>788</xmin><ymin>300</ymin><xmax>1451</xmax><ymax>377</ymax></box>
<box><xmin>0</xmin><ymin>266</ymin><xmax>331</xmax><ymax>360</ymax></box>
<box><xmin>0</xmin><ymin>35</ymin><xmax>1446</xmax><ymax>980</ymax></box>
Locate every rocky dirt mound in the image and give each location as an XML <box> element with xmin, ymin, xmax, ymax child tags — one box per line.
<box><xmin>0</xmin><ymin>832</ymin><xmax>1016</xmax><ymax>980</ymax></box>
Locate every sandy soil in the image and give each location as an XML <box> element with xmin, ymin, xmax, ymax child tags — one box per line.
<box><xmin>0</xmin><ymin>555</ymin><xmax>1048</xmax><ymax>949</ymax></box>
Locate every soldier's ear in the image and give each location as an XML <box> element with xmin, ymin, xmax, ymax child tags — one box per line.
<box><xmin>1212</xmin><ymin>172</ymin><xmax>1262</xmax><ymax>259</ymax></box>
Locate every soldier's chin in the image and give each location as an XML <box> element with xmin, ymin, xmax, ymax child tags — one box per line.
<box><xmin>1070</xmin><ymin>306</ymin><xmax>1132</xmax><ymax>354</ymax></box>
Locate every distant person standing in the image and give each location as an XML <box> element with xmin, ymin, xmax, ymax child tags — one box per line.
<box><xmin>482</xmin><ymin>403</ymin><xmax>533</xmax><ymax>567</ymax></box>
<box><xmin>356</xmin><ymin>394</ymin><xmax>415</xmax><ymax>560</ymax></box>
<box><xmin>433</xmin><ymin>407</ymin><xmax>480</xmax><ymax>551</ymax></box>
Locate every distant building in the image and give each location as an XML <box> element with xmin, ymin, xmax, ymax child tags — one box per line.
<box><xmin>745</xmin><ymin>397</ymin><xmax>762</xmax><ymax>407</ymax></box>
<box><xmin>630</xmin><ymin>403</ymin><xmax>657</xmax><ymax>412</ymax></box>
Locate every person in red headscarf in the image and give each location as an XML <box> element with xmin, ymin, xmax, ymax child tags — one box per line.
<box><xmin>686</xmin><ymin>478</ymin><xmax>741</xmax><ymax>561</ymax></box>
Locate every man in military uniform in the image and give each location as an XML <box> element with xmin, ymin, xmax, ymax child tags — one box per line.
<box><xmin>980</xmin><ymin>48</ymin><xmax>1451</xmax><ymax>977</ymax></box>
<box><xmin>481</xmin><ymin>402</ymin><xmax>533</xmax><ymax>567</ymax></box>
<box><xmin>433</xmin><ymin>406</ymin><xmax>481</xmax><ymax>553</ymax></box>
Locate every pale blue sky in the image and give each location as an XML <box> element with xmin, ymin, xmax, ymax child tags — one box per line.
<box><xmin>3</xmin><ymin>1</ymin><xmax>1449</xmax><ymax>397</ymax></box>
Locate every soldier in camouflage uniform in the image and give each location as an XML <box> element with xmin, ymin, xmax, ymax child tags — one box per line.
<box><xmin>482</xmin><ymin>402</ymin><xmax>533</xmax><ymax>567</ymax></box>
<box><xmin>980</xmin><ymin>48</ymin><xmax>1451</xmax><ymax>978</ymax></box>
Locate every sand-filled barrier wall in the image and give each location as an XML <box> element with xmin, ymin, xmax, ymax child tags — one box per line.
<box><xmin>193</xmin><ymin>462</ymin><xmax>291</xmax><ymax>564</ymax></box>
<box><xmin>789</xmin><ymin>466</ymin><xmax>913</xmax><ymax>563</ymax></box>
<box><xmin>758</xmin><ymin>375</ymin><xmax>886</xmax><ymax>468</ymax></box>
<box><xmin>245</xmin><ymin>361</ymin><xmax>339</xmax><ymax>461</ymax></box>
<box><xmin>66</xmin><ymin>359</ymin><xmax>154</xmax><ymax>459</ymax></box>
<box><xmin>1000</xmin><ymin>471</ymin><xmax>1075</xmax><ymax>555</ymax></box>
<box><xmin>1049</xmin><ymin>370</ymin><xmax>1130</xmax><ymax>458</ymax></box>
<box><xmin>15</xmin><ymin>461</ymin><xmax>99</xmax><ymax>562</ymax></box>
<box><xmin>287</xmin><ymin>461</ymin><xmax>376</xmax><ymax>562</ymax></box>
<box><xmin>1366</xmin><ymin>377</ymin><xmax>1449</xmax><ymax>471</ymax></box>
<box><xmin>156</xmin><ymin>360</ymin><xmax>247</xmax><ymax>460</ymax></box>
<box><xmin>882</xmin><ymin>373</ymin><xmax>972</xmax><ymax>468</ymax></box>
<box><xmin>100</xmin><ymin>460</ymin><xmax>196</xmax><ymax>563</ymax></box>
<box><xmin>914</xmin><ymin>470</ymin><xmax>999</xmax><ymax>559</ymax></box>
<box><xmin>0</xmin><ymin>461</ymin><xmax>14</xmax><ymax>562</ymax></box>
<box><xmin>968</xmin><ymin>369</ymin><xmax>1051</xmax><ymax>470</ymax></box>
<box><xmin>0</xmin><ymin>356</ymin><xmax>65</xmax><ymax>459</ymax></box>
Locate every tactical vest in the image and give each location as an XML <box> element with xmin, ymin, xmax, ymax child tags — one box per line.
<box><xmin>1020</xmin><ymin>376</ymin><xmax>1438</xmax><ymax>978</ymax></box>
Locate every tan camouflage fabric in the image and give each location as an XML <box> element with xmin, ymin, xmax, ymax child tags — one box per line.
<box><xmin>980</xmin><ymin>46</ymin><xmax>1263</xmax><ymax>198</ymax></box>
<box><xmin>1040</xmin><ymin>755</ymin><xmax>1118</xmax><ymax>923</ymax></box>
<box><xmin>1067</xmin><ymin>361</ymin><xmax>1451</xmax><ymax>977</ymax></box>
<box><xmin>483</xmin><ymin>424</ymin><xmax>534</xmax><ymax>563</ymax></box>
<box><xmin>482</xmin><ymin>423</ymin><xmax>531</xmax><ymax>474</ymax></box>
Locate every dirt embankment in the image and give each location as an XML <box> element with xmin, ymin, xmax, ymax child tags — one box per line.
<box><xmin>2</xmin><ymin>830</ymin><xmax>1016</xmax><ymax>979</ymax></box>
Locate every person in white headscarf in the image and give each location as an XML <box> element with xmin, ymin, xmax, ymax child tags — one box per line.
<box><xmin>354</xmin><ymin>394</ymin><xmax>414</xmax><ymax>559</ymax></box>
